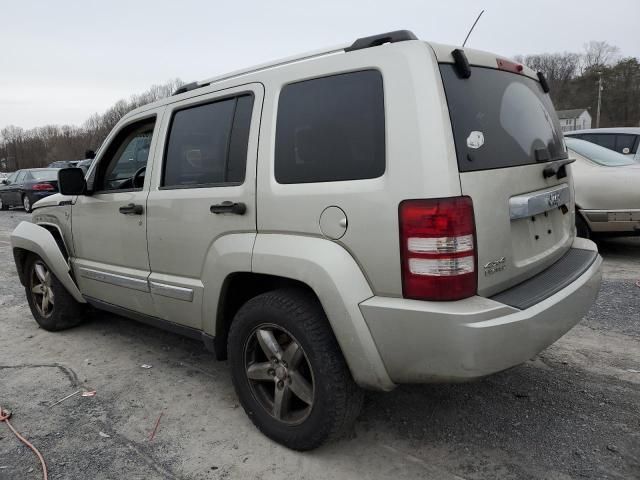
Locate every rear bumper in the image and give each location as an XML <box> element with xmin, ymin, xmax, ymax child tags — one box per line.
<box><xmin>582</xmin><ymin>209</ymin><xmax>640</xmax><ymax>234</ymax></box>
<box><xmin>359</xmin><ymin>238</ymin><xmax>602</xmax><ymax>384</ymax></box>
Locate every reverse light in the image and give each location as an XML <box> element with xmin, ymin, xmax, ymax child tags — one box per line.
<box><xmin>32</xmin><ymin>183</ymin><xmax>55</xmax><ymax>191</ymax></box>
<box><xmin>399</xmin><ymin>197</ymin><xmax>477</xmax><ymax>301</ymax></box>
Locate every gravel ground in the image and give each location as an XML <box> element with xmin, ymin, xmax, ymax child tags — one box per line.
<box><xmin>0</xmin><ymin>209</ymin><xmax>638</xmax><ymax>480</ymax></box>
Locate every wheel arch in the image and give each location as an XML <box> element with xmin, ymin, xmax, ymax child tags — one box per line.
<box><xmin>228</xmin><ymin>234</ymin><xmax>394</xmax><ymax>391</ymax></box>
<box><xmin>10</xmin><ymin>221</ymin><xmax>85</xmax><ymax>303</ymax></box>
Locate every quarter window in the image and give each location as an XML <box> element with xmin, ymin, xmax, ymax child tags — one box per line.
<box><xmin>275</xmin><ymin>70</ymin><xmax>385</xmax><ymax>184</ymax></box>
<box><xmin>615</xmin><ymin>134</ymin><xmax>636</xmax><ymax>154</ymax></box>
<box><xmin>162</xmin><ymin>94</ymin><xmax>254</xmax><ymax>188</ymax></box>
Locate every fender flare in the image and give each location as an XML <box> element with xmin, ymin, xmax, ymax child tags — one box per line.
<box><xmin>251</xmin><ymin>233</ymin><xmax>395</xmax><ymax>391</ymax></box>
<box><xmin>10</xmin><ymin>221</ymin><xmax>86</xmax><ymax>303</ymax></box>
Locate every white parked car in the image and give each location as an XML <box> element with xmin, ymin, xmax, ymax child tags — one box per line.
<box><xmin>565</xmin><ymin>128</ymin><xmax>640</xmax><ymax>162</ymax></box>
<box><xmin>10</xmin><ymin>30</ymin><xmax>602</xmax><ymax>450</ymax></box>
<box><xmin>566</xmin><ymin>137</ymin><xmax>640</xmax><ymax>238</ymax></box>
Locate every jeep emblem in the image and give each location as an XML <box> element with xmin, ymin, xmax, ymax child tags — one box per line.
<box><xmin>547</xmin><ymin>192</ymin><xmax>561</xmax><ymax>207</ymax></box>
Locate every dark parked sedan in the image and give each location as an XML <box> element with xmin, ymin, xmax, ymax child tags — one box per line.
<box><xmin>0</xmin><ymin>168</ymin><xmax>60</xmax><ymax>212</ymax></box>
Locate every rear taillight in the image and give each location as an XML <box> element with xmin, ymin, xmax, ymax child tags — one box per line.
<box><xmin>399</xmin><ymin>196</ymin><xmax>477</xmax><ymax>301</ymax></box>
<box><xmin>32</xmin><ymin>183</ymin><xmax>54</xmax><ymax>191</ymax></box>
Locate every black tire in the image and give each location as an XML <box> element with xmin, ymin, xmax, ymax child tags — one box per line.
<box><xmin>228</xmin><ymin>288</ymin><xmax>363</xmax><ymax>450</ymax></box>
<box><xmin>22</xmin><ymin>195</ymin><xmax>32</xmax><ymax>213</ymax></box>
<box><xmin>576</xmin><ymin>213</ymin><xmax>591</xmax><ymax>239</ymax></box>
<box><xmin>24</xmin><ymin>254</ymin><xmax>86</xmax><ymax>331</ymax></box>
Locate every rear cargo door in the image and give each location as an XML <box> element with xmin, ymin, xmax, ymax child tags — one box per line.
<box><xmin>440</xmin><ymin>64</ymin><xmax>574</xmax><ymax>296</ymax></box>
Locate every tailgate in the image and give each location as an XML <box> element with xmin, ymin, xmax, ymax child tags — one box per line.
<box><xmin>461</xmin><ymin>166</ymin><xmax>573</xmax><ymax>296</ymax></box>
<box><xmin>438</xmin><ymin>62</ymin><xmax>573</xmax><ymax>297</ymax></box>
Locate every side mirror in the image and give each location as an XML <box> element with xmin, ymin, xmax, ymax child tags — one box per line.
<box><xmin>1</xmin><ymin>179</ymin><xmax>8</xmax><ymax>185</ymax></box>
<box><xmin>58</xmin><ymin>168</ymin><xmax>86</xmax><ymax>195</ymax></box>
<box><xmin>85</xmin><ymin>149</ymin><xmax>96</xmax><ymax>160</ymax></box>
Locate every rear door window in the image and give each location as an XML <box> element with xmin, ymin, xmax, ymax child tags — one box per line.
<box><xmin>162</xmin><ymin>94</ymin><xmax>254</xmax><ymax>188</ymax></box>
<box><xmin>275</xmin><ymin>70</ymin><xmax>385</xmax><ymax>184</ymax></box>
<box><xmin>592</xmin><ymin>134</ymin><xmax>615</xmax><ymax>150</ymax></box>
<box><xmin>439</xmin><ymin>65</ymin><xmax>565</xmax><ymax>172</ymax></box>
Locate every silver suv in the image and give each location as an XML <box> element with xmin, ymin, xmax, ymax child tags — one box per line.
<box><xmin>11</xmin><ymin>30</ymin><xmax>602</xmax><ymax>450</ymax></box>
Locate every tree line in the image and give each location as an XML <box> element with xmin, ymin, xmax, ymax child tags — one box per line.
<box><xmin>2</xmin><ymin>41</ymin><xmax>639</xmax><ymax>172</ymax></box>
<box><xmin>0</xmin><ymin>79</ymin><xmax>184</xmax><ymax>171</ymax></box>
<box><xmin>514</xmin><ymin>41</ymin><xmax>640</xmax><ymax>127</ymax></box>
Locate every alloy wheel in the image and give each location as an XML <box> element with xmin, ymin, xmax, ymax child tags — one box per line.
<box><xmin>30</xmin><ymin>260</ymin><xmax>54</xmax><ymax>317</ymax></box>
<box><xmin>244</xmin><ymin>324</ymin><xmax>315</xmax><ymax>425</ymax></box>
<box><xmin>23</xmin><ymin>196</ymin><xmax>30</xmax><ymax>211</ymax></box>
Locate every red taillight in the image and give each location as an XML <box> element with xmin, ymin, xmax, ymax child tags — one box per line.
<box><xmin>399</xmin><ymin>197</ymin><xmax>477</xmax><ymax>301</ymax></box>
<box><xmin>496</xmin><ymin>58</ymin><xmax>524</xmax><ymax>74</ymax></box>
<box><xmin>32</xmin><ymin>183</ymin><xmax>54</xmax><ymax>191</ymax></box>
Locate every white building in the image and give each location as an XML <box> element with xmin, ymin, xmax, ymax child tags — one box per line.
<box><xmin>557</xmin><ymin>109</ymin><xmax>592</xmax><ymax>132</ymax></box>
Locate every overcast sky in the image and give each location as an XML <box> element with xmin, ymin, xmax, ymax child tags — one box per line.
<box><xmin>1</xmin><ymin>0</ymin><xmax>638</xmax><ymax>130</ymax></box>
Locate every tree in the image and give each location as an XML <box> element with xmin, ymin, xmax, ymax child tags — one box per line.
<box><xmin>582</xmin><ymin>41</ymin><xmax>620</xmax><ymax>72</ymax></box>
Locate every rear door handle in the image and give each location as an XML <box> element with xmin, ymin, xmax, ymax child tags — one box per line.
<box><xmin>119</xmin><ymin>203</ymin><xmax>144</xmax><ymax>215</ymax></box>
<box><xmin>210</xmin><ymin>201</ymin><xmax>246</xmax><ymax>215</ymax></box>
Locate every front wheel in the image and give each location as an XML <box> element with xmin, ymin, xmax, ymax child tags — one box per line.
<box><xmin>25</xmin><ymin>255</ymin><xmax>86</xmax><ymax>331</ymax></box>
<box><xmin>22</xmin><ymin>195</ymin><xmax>32</xmax><ymax>213</ymax></box>
<box><xmin>228</xmin><ymin>289</ymin><xmax>363</xmax><ymax>450</ymax></box>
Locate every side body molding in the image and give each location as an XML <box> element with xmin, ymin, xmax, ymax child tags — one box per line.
<box><xmin>10</xmin><ymin>221</ymin><xmax>86</xmax><ymax>303</ymax></box>
<box><xmin>251</xmin><ymin>234</ymin><xmax>395</xmax><ymax>391</ymax></box>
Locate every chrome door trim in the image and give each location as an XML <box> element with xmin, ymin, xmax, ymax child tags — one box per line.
<box><xmin>149</xmin><ymin>281</ymin><xmax>194</xmax><ymax>302</ymax></box>
<box><xmin>78</xmin><ymin>267</ymin><xmax>150</xmax><ymax>292</ymax></box>
<box><xmin>509</xmin><ymin>184</ymin><xmax>571</xmax><ymax>220</ymax></box>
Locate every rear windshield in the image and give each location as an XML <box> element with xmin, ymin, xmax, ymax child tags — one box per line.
<box><xmin>565</xmin><ymin>137</ymin><xmax>636</xmax><ymax>166</ymax></box>
<box><xmin>439</xmin><ymin>64</ymin><xmax>566</xmax><ymax>172</ymax></box>
<box><xmin>30</xmin><ymin>170</ymin><xmax>58</xmax><ymax>181</ymax></box>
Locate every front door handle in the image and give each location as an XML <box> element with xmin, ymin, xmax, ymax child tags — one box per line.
<box><xmin>119</xmin><ymin>203</ymin><xmax>144</xmax><ymax>215</ymax></box>
<box><xmin>210</xmin><ymin>201</ymin><xmax>246</xmax><ymax>215</ymax></box>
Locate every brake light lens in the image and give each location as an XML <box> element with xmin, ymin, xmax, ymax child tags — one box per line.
<box><xmin>496</xmin><ymin>58</ymin><xmax>524</xmax><ymax>74</ymax></box>
<box><xmin>399</xmin><ymin>197</ymin><xmax>477</xmax><ymax>301</ymax></box>
<box><xmin>32</xmin><ymin>183</ymin><xmax>55</xmax><ymax>191</ymax></box>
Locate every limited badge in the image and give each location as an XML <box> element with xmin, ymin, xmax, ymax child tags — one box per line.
<box><xmin>467</xmin><ymin>131</ymin><xmax>484</xmax><ymax>149</ymax></box>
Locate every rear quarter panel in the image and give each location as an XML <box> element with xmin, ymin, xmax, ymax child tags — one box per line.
<box><xmin>256</xmin><ymin>41</ymin><xmax>461</xmax><ymax>297</ymax></box>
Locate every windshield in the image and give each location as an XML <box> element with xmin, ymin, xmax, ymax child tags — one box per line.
<box><xmin>30</xmin><ymin>169</ymin><xmax>58</xmax><ymax>181</ymax></box>
<box><xmin>439</xmin><ymin>65</ymin><xmax>566</xmax><ymax>172</ymax></box>
<box><xmin>566</xmin><ymin>138</ymin><xmax>636</xmax><ymax>166</ymax></box>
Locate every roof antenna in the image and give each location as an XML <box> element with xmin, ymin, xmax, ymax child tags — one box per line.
<box><xmin>462</xmin><ymin>10</ymin><xmax>485</xmax><ymax>48</ymax></box>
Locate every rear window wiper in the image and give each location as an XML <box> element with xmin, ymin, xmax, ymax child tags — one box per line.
<box><xmin>543</xmin><ymin>157</ymin><xmax>575</xmax><ymax>179</ymax></box>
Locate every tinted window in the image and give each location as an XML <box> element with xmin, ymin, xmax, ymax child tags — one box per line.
<box><xmin>275</xmin><ymin>70</ymin><xmax>385</xmax><ymax>184</ymax></box>
<box><xmin>592</xmin><ymin>134</ymin><xmax>615</xmax><ymax>150</ymax></box>
<box><xmin>97</xmin><ymin>118</ymin><xmax>156</xmax><ymax>191</ymax></box>
<box><xmin>440</xmin><ymin>65</ymin><xmax>565</xmax><ymax>172</ymax></box>
<box><xmin>615</xmin><ymin>134</ymin><xmax>637</xmax><ymax>154</ymax></box>
<box><xmin>566</xmin><ymin>138</ymin><xmax>635</xmax><ymax>166</ymax></box>
<box><xmin>163</xmin><ymin>94</ymin><xmax>254</xmax><ymax>188</ymax></box>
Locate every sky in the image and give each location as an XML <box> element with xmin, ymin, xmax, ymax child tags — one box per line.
<box><xmin>1</xmin><ymin>0</ymin><xmax>639</xmax><ymax>130</ymax></box>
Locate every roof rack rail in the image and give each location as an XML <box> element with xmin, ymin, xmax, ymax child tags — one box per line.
<box><xmin>345</xmin><ymin>30</ymin><xmax>418</xmax><ymax>52</ymax></box>
<box><xmin>173</xmin><ymin>81</ymin><xmax>210</xmax><ymax>96</ymax></box>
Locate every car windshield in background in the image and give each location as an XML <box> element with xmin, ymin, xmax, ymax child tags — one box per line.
<box><xmin>566</xmin><ymin>137</ymin><xmax>636</xmax><ymax>167</ymax></box>
<box><xmin>439</xmin><ymin>64</ymin><xmax>566</xmax><ymax>172</ymax></box>
<box><xmin>30</xmin><ymin>169</ymin><xmax>59</xmax><ymax>181</ymax></box>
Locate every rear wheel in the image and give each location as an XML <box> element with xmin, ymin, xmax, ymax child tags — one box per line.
<box><xmin>22</xmin><ymin>195</ymin><xmax>32</xmax><ymax>213</ymax></box>
<box><xmin>25</xmin><ymin>255</ymin><xmax>86</xmax><ymax>331</ymax></box>
<box><xmin>576</xmin><ymin>213</ymin><xmax>591</xmax><ymax>239</ymax></box>
<box><xmin>228</xmin><ymin>288</ymin><xmax>363</xmax><ymax>450</ymax></box>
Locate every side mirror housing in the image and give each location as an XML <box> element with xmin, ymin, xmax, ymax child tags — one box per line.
<box><xmin>1</xmin><ymin>179</ymin><xmax>8</xmax><ymax>185</ymax></box>
<box><xmin>58</xmin><ymin>168</ymin><xmax>86</xmax><ymax>195</ymax></box>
